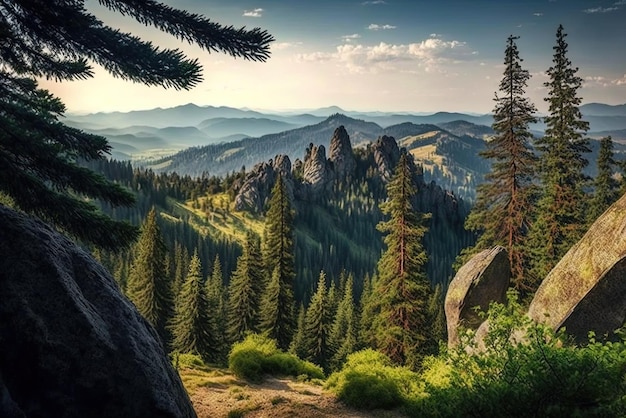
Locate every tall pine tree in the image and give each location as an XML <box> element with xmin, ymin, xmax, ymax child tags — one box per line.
<box><xmin>259</xmin><ymin>175</ymin><xmax>296</xmax><ymax>350</ymax></box>
<box><xmin>527</xmin><ymin>25</ymin><xmax>590</xmax><ymax>284</ymax></box>
<box><xmin>329</xmin><ymin>274</ymin><xmax>359</xmax><ymax>371</ymax></box>
<box><xmin>227</xmin><ymin>233</ymin><xmax>265</xmax><ymax>343</ymax></box>
<box><xmin>373</xmin><ymin>153</ymin><xmax>431</xmax><ymax>368</ymax></box>
<box><xmin>170</xmin><ymin>252</ymin><xmax>219</xmax><ymax>362</ymax></box>
<box><xmin>303</xmin><ymin>271</ymin><xmax>332</xmax><ymax>372</ymax></box>
<box><xmin>465</xmin><ymin>35</ymin><xmax>538</xmax><ymax>291</ymax></box>
<box><xmin>127</xmin><ymin>208</ymin><xmax>172</xmax><ymax>340</ymax></box>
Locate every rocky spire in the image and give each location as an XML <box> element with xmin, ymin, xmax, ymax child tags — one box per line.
<box><xmin>328</xmin><ymin>125</ymin><xmax>356</xmax><ymax>180</ymax></box>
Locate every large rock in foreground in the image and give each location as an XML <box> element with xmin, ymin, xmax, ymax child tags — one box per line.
<box><xmin>0</xmin><ymin>206</ymin><xmax>195</xmax><ymax>418</ymax></box>
<box><xmin>528</xmin><ymin>194</ymin><xmax>626</xmax><ymax>341</ymax></box>
<box><xmin>445</xmin><ymin>246</ymin><xmax>511</xmax><ymax>347</ymax></box>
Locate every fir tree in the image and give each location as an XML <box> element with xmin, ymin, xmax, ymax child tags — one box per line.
<box><xmin>227</xmin><ymin>233</ymin><xmax>264</xmax><ymax>343</ymax></box>
<box><xmin>329</xmin><ymin>274</ymin><xmax>359</xmax><ymax>371</ymax></box>
<box><xmin>527</xmin><ymin>25</ymin><xmax>591</xmax><ymax>284</ymax></box>
<box><xmin>303</xmin><ymin>271</ymin><xmax>332</xmax><ymax>371</ymax></box>
<box><xmin>170</xmin><ymin>252</ymin><xmax>218</xmax><ymax>362</ymax></box>
<box><xmin>358</xmin><ymin>273</ymin><xmax>377</xmax><ymax>349</ymax></box>
<box><xmin>259</xmin><ymin>175</ymin><xmax>296</xmax><ymax>350</ymax></box>
<box><xmin>589</xmin><ymin>136</ymin><xmax>619</xmax><ymax>222</ymax></box>
<box><xmin>127</xmin><ymin>208</ymin><xmax>172</xmax><ymax>340</ymax></box>
<box><xmin>465</xmin><ymin>35</ymin><xmax>538</xmax><ymax>290</ymax></box>
<box><xmin>289</xmin><ymin>304</ymin><xmax>308</xmax><ymax>360</ymax></box>
<box><xmin>373</xmin><ymin>152</ymin><xmax>431</xmax><ymax>368</ymax></box>
<box><xmin>0</xmin><ymin>0</ymin><xmax>273</xmax><ymax>249</ymax></box>
<box><xmin>206</xmin><ymin>254</ymin><xmax>226</xmax><ymax>362</ymax></box>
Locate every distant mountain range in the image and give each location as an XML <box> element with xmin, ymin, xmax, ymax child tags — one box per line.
<box><xmin>64</xmin><ymin>103</ymin><xmax>626</xmax><ymax>191</ymax></box>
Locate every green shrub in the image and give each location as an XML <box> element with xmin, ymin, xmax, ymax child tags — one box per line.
<box><xmin>228</xmin><ymin>334</ymin><xmax>324</xmax><ymax>382</ymax></box>
<box><xmin>171</xmin><ymin>352</ymin><xmax>207</xmax><ymax>370</ymax></box>
<box><xmin>325</xmin><ymin>349</ymin><xmax>420</xmax><ymax>410</ymax></box>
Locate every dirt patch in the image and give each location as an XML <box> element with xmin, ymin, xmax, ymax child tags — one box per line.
<box><xmin>183</xmin><ymin>369</ymin><xmax>406</xmax><ymax>418</ymax></box>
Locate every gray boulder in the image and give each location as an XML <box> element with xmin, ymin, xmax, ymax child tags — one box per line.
<box><xmin>0</xmin><ymin>206</ymin><xmax>196</xmax><ymax>418</ymax></box>
<box><xmin>445</xmin><ymin>246</ymin><xmax>511</xmax><ymax>347</ymax></box>
<box><xmin>528</xmin><ymin>193</ymin><xmax>626</xmax><ymax>341</ymax></box>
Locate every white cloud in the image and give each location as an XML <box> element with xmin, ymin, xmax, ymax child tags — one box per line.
<box><xmin>614</xmin><ymin>0</ymin><xmax>626</xmax><ymax>5</ymax></box>
<box><xmin>296</xmin><ymin>37</ymin><xmax>477</xmax><ymax>74</ymax></box>
<box><xmin>583</xmin><ymin>6</ymin><xmax>618</xmax><ymax>13</ymax></box>
<box><xmin>368</xmin><ymin>24</ymin><xmax>397</xmax><ymax>30</ymax></box>
<box><xmin>362</xmin><ymin>0</ymin><xmax>387</xmax><ymax>4</ymax></box>
<box><xmin>429</xmin><ymin>33</ymin><xmax>442</xmax><ymax>38</ymax></box>
<box><xmin>271</xmin><ymin>41</ymin><xmax>303</xmax><ymax>51</ymax></box>
<box><xmin>533</xmin><ymin>12</ymin><xmax>543</xmax><ymax>16</ymax></box>
<box><xmin>243</xmin><ymin>8</ymin><xmax>264</xmax><ymax>17</ymax></box>
<box><xmin>341</xmin><ymin>34</ymin><xmax>361</xmax><ymax>42</ymax></box>
<box><xmin>612</xmin><ymin>74</ymin><xmax>626</xmax><ymax>85</ymax></box>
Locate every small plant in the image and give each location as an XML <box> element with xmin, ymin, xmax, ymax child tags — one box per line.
<box><xmin>228</xmin><ymin>334</ymin><xmax>324</xmax><ymax>382</ymax></box>
<box><xmin>270</xmin><ymin>395</ymin><xmax>286</xmax><ymax>405</ymax></box>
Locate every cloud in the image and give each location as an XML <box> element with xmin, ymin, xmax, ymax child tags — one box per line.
<box><xmin>271</xmin><ymin>41</ymin><xmax>303</xmax><ymax>51</ymax></box>
<box><xmin>368</xmin><ymin>24</ymin><xmax>397</xmax><ymax>30</ymax></box>
<box><xmin>583</xmin><ymin>74</ymin><xmax>626</xmax><ymax>87</ymax></box>
<box><xmin>296</xmin><ymin>37</ymin><xmax>477</xmax><ymax>73</ymax></box>
<box><xmin>583</xmin><ymin>6</ymin><xmax>618</xmax><ymax>13</ymax></box>
<box><xmin>341</xmin><ymin>34</ymin><xmax>361</xmax><ymax>42</ymax></box>
<box><xmin>361</xmin><ymin>0</ymin><xmax>387</xmax><ymax>4</ymax></box>
<box><xmin>533</xmin><ymin>12</ymin><xmax>543</xmax><ymax>16</ymax></box>
<box><xmin>243</xmin><ymin>8</ymin><xmax>263</xmax><ymax>17</ymax></box>
<box><xmin>614</xmin><ymin>0</ymin><xmax>626</xmax><ymax>5</ymax></box>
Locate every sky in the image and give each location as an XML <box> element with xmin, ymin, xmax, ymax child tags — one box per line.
<box><xmin>40</xmin><ymin>0</ymin><xmax>626</xmax><ymax>115</ymax></box>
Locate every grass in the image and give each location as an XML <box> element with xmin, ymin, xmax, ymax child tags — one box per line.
<box><xmin>176</xmin><ymin>193</ymin><xmax>264</xmax><ymax>243</ymax></box>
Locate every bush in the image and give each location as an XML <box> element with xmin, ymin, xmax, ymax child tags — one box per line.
<box><xmin>325</xmin><ymin>349</ymin><xmax>420</xmax><ymax>410</ymax></box>
<box><xmin>171</xmin><ymin>352</ymin><xmax>207</xmax><ymax>370</ymax></box>
<box><xmin>228</xmin><ymin>334</ymin><xmax>324</xmax><ymax>382</ymax></box>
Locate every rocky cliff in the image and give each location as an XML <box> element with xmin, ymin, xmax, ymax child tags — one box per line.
<box><xmin>0</xmin><ymin>206</ymin><xmax>196</xmax><ymax>418</ymax></box>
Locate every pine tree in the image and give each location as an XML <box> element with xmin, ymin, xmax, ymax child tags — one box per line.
<box><xmin>358</xmin><ymin>273</ymin><xmax>377</xmax><ymax>349</ymax></box>
<box><xmin>289</xmin><ymin>304</ymin><xmax>308</xmax><ymax>360</ymax></box>
<box><xmin>259</xmin><ymin>175</ymin><xmax>296</xmax><ymax>350</ymax></box>
<box><xmin>527</xmin><ymin>25</ymin><xmax>591</xmax><ymax>284</ymax></box>
<box><xmin>465</xmin><ymin>35</ymin><xmax>538</xmax><ymax>290</ymax></box>
<box><xmin>127</xmin><ymin>208</ymin><xmax>172</xmax><ymax>340</ymax></box>
<box><xmin>589</xmin><ymin>136</ymin><xmax>619</xmax><ymax>222</ymax></box>
<box><xmin>329</xmin><ymin>274</ymin><xmax>359</xmax><ymax>371</ymax></box>
<box><xmin>0</xmin><ymin>1</ymin><xmax>273</xmax><ymax>249</ymax></box>
<box><xmin>373</xmin><ymin>152</ymin><xmax>431</xmax><ymax>368</ymax></box>
<box><xmin>227</xmin><ymin>233</ymin><xmax>264</xmax><ymax>343</ymax></box>
<box><xmin>206</xmin><ymin>254</ymin><xmax>226</xmax><ymax>362</ymax></box>
<box><xmin>303</xmin><ymin>271</ymin><xmax>332</xmax><ymax>371</ymax></box>
<box><xmin>170</xmin><ymin>252</ymin><xmax>218</xmax><ymax>362</ymax></box>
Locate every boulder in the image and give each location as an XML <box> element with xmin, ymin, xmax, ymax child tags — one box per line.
<box><xmin>528</xmin><ymin>193</ymin><xmax>626</xmax><ymax>341</ymax></box>
<box><xmin>0</xmin><ymin>206</ymin><xmax>196</xmax><ymax>418</ymax></box>
<box><xmin>234</xmin><ymin>154</ymin><xmax>294</xmax><ymax>213</ymax></box>
<box><xmin>445</xmin><ymin>246</ymin><xmax>511</xmax><ymax>347</ymax></box>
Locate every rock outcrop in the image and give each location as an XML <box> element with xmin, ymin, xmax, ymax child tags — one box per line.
<box><xmin>302</xmin><ymin>143</ymin><xmax>332</xmax><ymax>196</ymax></box>
<box><xmin>0</xmin><ymin>206</ymin><xmax>196</xmax><ymax>418</ymax></box>
<box><xmin>234</xmin><ymin>155</ymin><xmax>294</xmax><ymax>213</ymax></box>
<box><xmin>445</xmin><ymin>246</ymin><xmax>511</xmax><ymax>347</ymax></box>
<box><xmin>328</xmin><ymin>126</ymin><xmax>356</xmax><ymax>179</ymax></box>
<box><xmin>372</xmin><ymin>135</ymin><xmax>401</xmax><ymax>181</ymax></box>
<box><xmin>527</xmin><ymin>193</ymin><xmax>626</xmax><ymax>341</ymax></box>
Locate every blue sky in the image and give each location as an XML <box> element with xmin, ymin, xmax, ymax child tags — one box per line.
<box><xmin>42</xmin><ymin>0</ymin><xmax>626</xmax><ymax>114</ymax></box>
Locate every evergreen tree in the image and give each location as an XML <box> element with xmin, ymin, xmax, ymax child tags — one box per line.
<box><xmin>527</xmin><ymin>25</ymin><xmax>591</xmax><ymax>284</ymax></box>
<box><xmin>227</xmin><ymin>233</ymin><xmax>264</xmax><ymax>343</ymax></box>
<box><xmin>465</xmin><ymin>35</ymin><xmax>538</xmax><ymax>290</ymax></box>
<box><xmin>170</xmin><ymin>252</ymin><xmax>218</xmax><ymax>362</ymax></box>
<box><xmin>358</xmin><ymin>273</ymin><xmax>377</xmax><ymax>349</ymax></box>
<box><xmin>303</xmin><ymin>271</ymin><xmax>332</xmax><ymax>371</ymax></box>
<box><xmin>589</xmin><ymin>136</ymin><xmax>619</xmax><ymax>222</ymax></box>
<box><xmin>127</xmin><ymin>208</ymin><xmax>172</xmax><ymax>340</ymax></box>
<box><xmin>329</xmin><ymin>274</ymin><xmax>359</xmax><ymax>371</ymax></box>
<box><xmin>0</xmin><ymin>0</ymin><xmax>273</xmax><ymax>249</ymax></box>
<box><xmin>373</xmin><ymin>153</ymin><xmax>431</xmax><ymax>368</ymax></box>
<box><xmin>289</xmin><ymin>304</ymin><xmax>308</xmax><ymax>360</ymax></box>
<box><xmin>426</xmin><ymin>284</ymin><xmax>447</xmax><ymax>350</ymax></box>
<box><xmin>172</xmin><ymin>242</ymin><xmax>189</xmax><ymax>297</ymax></box>
<box><xmin>206</xmin><ymin>254</ymin><xmax>226</xmax><ymax>362</ymax></box>
<box><xmin>259</xmin><ymin>175</ymin><xmax>296</xmax><ymax>350</ymax></box>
